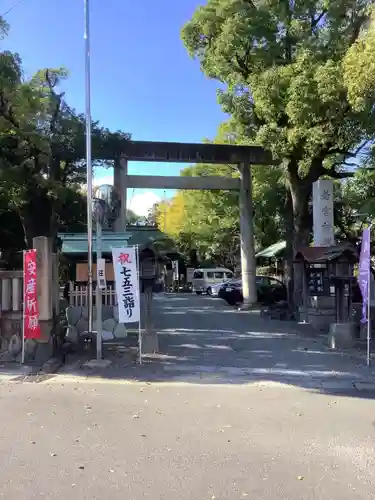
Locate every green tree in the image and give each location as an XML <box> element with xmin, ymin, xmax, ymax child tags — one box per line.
<box><xmin>335</xmin><ymin>168</ymin><xmax>375</xmax><ymax>245</ymax></box>
<box><xmin>181</xmin><ymin>0</ymin><xmax>375</xmax><ymax>254</ymax></box>
<box><xmin>0</xmin><ymin>41</ymin><xmax>131</xmax><ymax>248</ymax></box>
<box><xmin>157</xmin><ymin>158</ymin><xmax>285</xmax><ymax>267</ymax></box>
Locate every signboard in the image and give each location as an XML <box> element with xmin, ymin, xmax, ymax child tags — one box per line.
<box><xmin>308</xmin><ymin>268</ymin><xmax>325</xmax><ymax>295</ymax></box>
<box><xmin>312</xmin><ymin>179</ymin><xmax>335</xmax><ymax>247</ymax></box>
<box><xmin>76</xmin><ymin>262</ymin><xmax>115</xmax><ymax>282</ymax></box>
<box><xmin>112</xmin><ymin>247</ymin><xmax>140</xmax><ymax>323</ymax></box>
<box><xmin>23</xmin><ymin>249</ymin><xmax>41</xmax><ymax>339</ymax></box>
<box><xmin>172</xmin><ymin>260</ymin><xmax>179</xmax><ymax>281</ymax></box>
<box><xmin>97</xmin><ymin>258</ymin><xmax>107</xmax><ymax>290</ymax></box>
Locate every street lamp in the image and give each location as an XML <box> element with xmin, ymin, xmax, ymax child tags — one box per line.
<box><xmin>92</xmin><ymin>184</ymin><xmax>119</xmax><ymax>360</ymax></box>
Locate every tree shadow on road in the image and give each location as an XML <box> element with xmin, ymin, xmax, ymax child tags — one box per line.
<box><xmin>58</xmin><ymin>294</ymin><xmax>375</xmax><ymax>400</ymax></box>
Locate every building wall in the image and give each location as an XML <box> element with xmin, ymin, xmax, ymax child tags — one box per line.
<box><xmin>76</xmin><ymin>262</ymin><xmax>115</xmax><ymax>282</ymax></box>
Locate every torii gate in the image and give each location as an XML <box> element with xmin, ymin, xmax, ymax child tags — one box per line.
<box><xmin>111</xmin><ymin>140</ymin><xmax>273</xmax><ymax>308</ymax></box>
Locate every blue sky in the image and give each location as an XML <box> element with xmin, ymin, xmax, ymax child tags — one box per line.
<box><xmin>2</xmin><ymin>0</ymin><xmax>225</xmax><ymax>215</ymax></box>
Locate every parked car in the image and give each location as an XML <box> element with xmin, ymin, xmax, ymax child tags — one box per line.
<box><xmin>219</xmin><ymin>276</ymin><xmax>287</xmax><ymax>306</ymax></box>
<box><xmin>192</xmin><ymin>267</ymin><xmax>234</xmax><ymax>295</ymax></box>
<box><xmin>209</xmin><ymin>278</ymin><xmax>236</xmax><ymax>297</ymax></box>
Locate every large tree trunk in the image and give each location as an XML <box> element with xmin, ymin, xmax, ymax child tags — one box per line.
<box><xmin>283</xmin><ymin>191</ymin><xmax>294</xmax><ymax>306</ymax></box>
<box><xmin>20</xmin><ymin>191</ymin><xmax>54</xmax><ymax>248</ymax></box>
<box><xmin>289</xmin><ymin>178</ymin><xmax>313</xmax><ymax>308</ymax></box>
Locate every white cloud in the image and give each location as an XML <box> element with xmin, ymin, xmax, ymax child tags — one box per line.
<box><xmin>128</xmin><ymin>191</ymin><xmax>161</xmax><ymax>217</ymax></box>
<box><xmin>94</xmin><ymin>174</ymin><xmax>161</xmax><ymax>217</ymax></box>
<box><xmin>93</xmin><ymin>175</ymin><xmax>113</xmax><ymax>187</ymax></box>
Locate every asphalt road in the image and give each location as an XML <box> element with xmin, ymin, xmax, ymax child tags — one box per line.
<box><xmin>1</xmin><ymin>293</ymin><xmax>375</xmax><ymax>499</ymax></box>
<box><xmin>0</xmin><ymin>377</ymin><xmax>374</xmax><ymax>499</ymax></box>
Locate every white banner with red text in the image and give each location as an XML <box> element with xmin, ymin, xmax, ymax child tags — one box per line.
<box><xmin>111</xmin><ymin>247</ymin><xmax>140</xmax><ymax>324</ymax></box>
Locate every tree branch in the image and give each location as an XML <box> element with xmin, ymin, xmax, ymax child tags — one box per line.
<box><xmin>350</xmin><ymin>14</ymin><xmax>367</xmax><ymax>45</ymax></box>
<box><xmin>45</xmin><ymin>69</ymin><xmax>65</xmax><ymax>135</ymax></box>
<box><xmin>328</xmin><ymin>140</ymin><xmax>370</xmax><ymax>159</ymax></box>
<box><xmin>325</xmin><ymin>170</ymin><xmax>354</xmax><ymax>179</ymax></box>
<box><xmin>311</xmin><ymin>10</ymin><xmax>327</xmax><ymax>30</ymax></box>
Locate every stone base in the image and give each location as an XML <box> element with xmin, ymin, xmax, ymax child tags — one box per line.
<box><xmin>83</xmin><ymin>359</ymin><xmax>112</xmax><ymax>369</ymax></box>
<box><xmin>41</xmin><ymin>357</ymin><xmax>63</xmax><ymax>374</ymax></box>
<box><xmin>238</xmin><ymin>300</ymin><xmax>262</xmax><ymax>311</ymax></box>
<box><xmin>359</xmin><ymin>323</ymin><xmax>368</xmax><ymax>341</ymax></box>
<box><xmin>328</xmin><ymin>322</ymin><xmax>356</xmax><ymax>350</ymax></box>
<box><xmin>141</xmin><ymin>330</ymin><xmax>159</xmax><ymax>354</ymax></box>
<box><xmin>24</xmin><ymin>320</ymin><xmax>54</xmax><ymax>365</ymax></box>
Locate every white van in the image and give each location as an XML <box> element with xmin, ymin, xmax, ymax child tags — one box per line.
<box><xmin>192</xmin><ymin>267</ymin><xmax>234</xmax><ymax>295</ymax></box>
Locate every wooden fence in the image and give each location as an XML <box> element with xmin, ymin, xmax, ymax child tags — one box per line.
<box><xmin>68</xmin><ymin>281</ymin><xmax>118</xmax><ymax>307</ymax></box>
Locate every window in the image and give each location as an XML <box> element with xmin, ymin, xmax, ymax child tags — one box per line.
<box><xmin>225</xmin><ymin>272</ymin><xmax>233</xmax><ymax>279</ymax></box>
<box><xmin>214</xmin><ymin>272</ymin><xmax>224</xmax><ymax>279</ymax></box>
<box><xmin>193</xmin><ymin>270</ymin><xmax>204</xmax><ymax>279</ymax></box>
<box><xmin>256</xmin><ymin>276</ymin><xmax>268</xmax><ymax>286</ymax></box>
<box><xmin>206</xmin><ymin>272</ymin><xmax>214</xmax><ymax>278</ymax></box>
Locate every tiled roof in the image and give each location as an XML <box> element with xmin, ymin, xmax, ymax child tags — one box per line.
<box><xmin>58</xmin><ymin>232</ymin><xmax>131</xmax><ymax>254</ymax></box>
<box><xmin>58</xmin><ymin>227</ymin><xmax>177</xmax><ymax>255</ymax></box>
<box><xmin>295</xmin><ymin>243</ymin><xmax>357</xmax><ymax>263</ymax></box>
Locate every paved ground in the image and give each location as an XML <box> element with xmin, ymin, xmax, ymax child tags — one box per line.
<box><xmin>0</xmin><ymin>294</ymin><xmax>375</xmax><ymax>499</ymax></box>
<box><xmin>53</xmin><ymin>293</ymin><xmax>375</xmax><ymax>391</ymax></box>
<box><xmin>1</xmin><ymin>376</ymin><xmax>375</xmax><ymax>499</ymax></box>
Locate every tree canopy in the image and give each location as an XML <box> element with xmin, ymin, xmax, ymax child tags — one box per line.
<box><xmin>155</xmin><ymin>151</ymin><xmax>286</xmax><ymax>267</ymax></box>
<box><xmin>181</xmin><ymin>0</ymin><xmax>375</xmax><ymax>250</ymax></box>
<box><xmin>0</xmin><ymin>19</ymin><xmax>131</xmax><ymax>259</ymax></box>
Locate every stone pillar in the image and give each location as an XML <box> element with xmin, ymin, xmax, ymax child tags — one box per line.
<box><xmin>31</xmin><ymin>236</ymin><xmax>54</xmax><ymax>363</ymax></box>
<box><xmin>141</xmin><ymin>286</ymin><xmax>159</xmax><ymax>353</ymax></box>
<box><xmin>51</xmin><ymin>253</ymin><xmax>60</xmax><ymax>314</ymax></box>
<box><xmin>239</xmin><ymin>163</ymin><xmax>257</xmax><ymax>308</ymax></box>
<box><xmin>1</xmin><ymin>278</ymin><xmax>11</xmax><ymax>311</ymax></box>
<box><xmin>34</xmin><ymin>237</ymin><xmax>53</xmax><ymax>322</ymax></box>
<box><xmin>114</xmin><ymin>157</ymin><xmax>128</xmax><ymax>232</ymax></box>
<box><xmin>11</xmin><ymin>278</ymin><xmax>21</xmax><ymax>312</ymax></box>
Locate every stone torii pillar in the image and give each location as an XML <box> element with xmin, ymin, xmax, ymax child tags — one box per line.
<box><xmin>239</xmin><ymin>162</ymin><xmax>257</xmax><ymax>308</ymax></box>
<box><xmin>114</xmin><ymin>157</ymin><xmax>128</xmax><ymax>232</ymax></box>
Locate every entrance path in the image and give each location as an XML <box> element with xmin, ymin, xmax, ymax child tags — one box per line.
<box><xmin>51</xmin><ymin>293</ymin><xmax>375</xmax><ymax>393</ymax></box>
<box><xmin>147</xmin><ymin>293</ymin><xmax>375</xmax><ymax>391</ymax></box>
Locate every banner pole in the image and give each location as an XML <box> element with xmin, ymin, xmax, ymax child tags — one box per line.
<box><xmin>367</xmin><ymin>224</ymin><xmax>372</xmax><ymax>368</ymax></box>
<box><xmin>136</xmin><ymin>245</ymin><xmax>142</xmax><ymax>365</ymax></box>
<box><xmin>21</xmin><ymin>250</ymin><xmax>26</xmax><ymax>365</ymax></box>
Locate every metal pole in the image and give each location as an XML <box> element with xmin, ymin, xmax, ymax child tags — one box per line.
<box><xmin>84</xmin><ymin>0</ymin><xmax>93</xmax><ymax>335</ymax></box>
<box><xmin>163</xmin><ymin>191</ymin><xmax>167</xmax><ymax>293</ymax></box>
<box><xmin>367</xmin><ymin>225</ymin><xmax>372</xmax><ymax>368</ymax></box>
<box><xmin>96</xmin><ymin>219</ymin><xmax>103</xmax><ymax>360</ymax></box>
<box><xmin>135</xmin><ymin>245</ymin><xmax>142</xmax><ymax>365</ymax></box>
<box><xmin>163</xmin><ymin>190</ymin><xmax>166</xmax><ymax>233</ymax></box>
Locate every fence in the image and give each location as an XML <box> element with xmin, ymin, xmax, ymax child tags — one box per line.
<box><xmin>0</xmin><ymin>270</ymin><xmax>23</xmax><ymax>313</ymax></box>
<box><xmin>68</xmin><ymin>281</ymin><xmax>118</xmax><ymax>307</ymax></box>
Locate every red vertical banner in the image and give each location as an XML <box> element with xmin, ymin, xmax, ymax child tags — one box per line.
<box><xmin>23</xmin><ymin>249</ymin><xmax>41</xmax><ymax>339</ymax></box>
